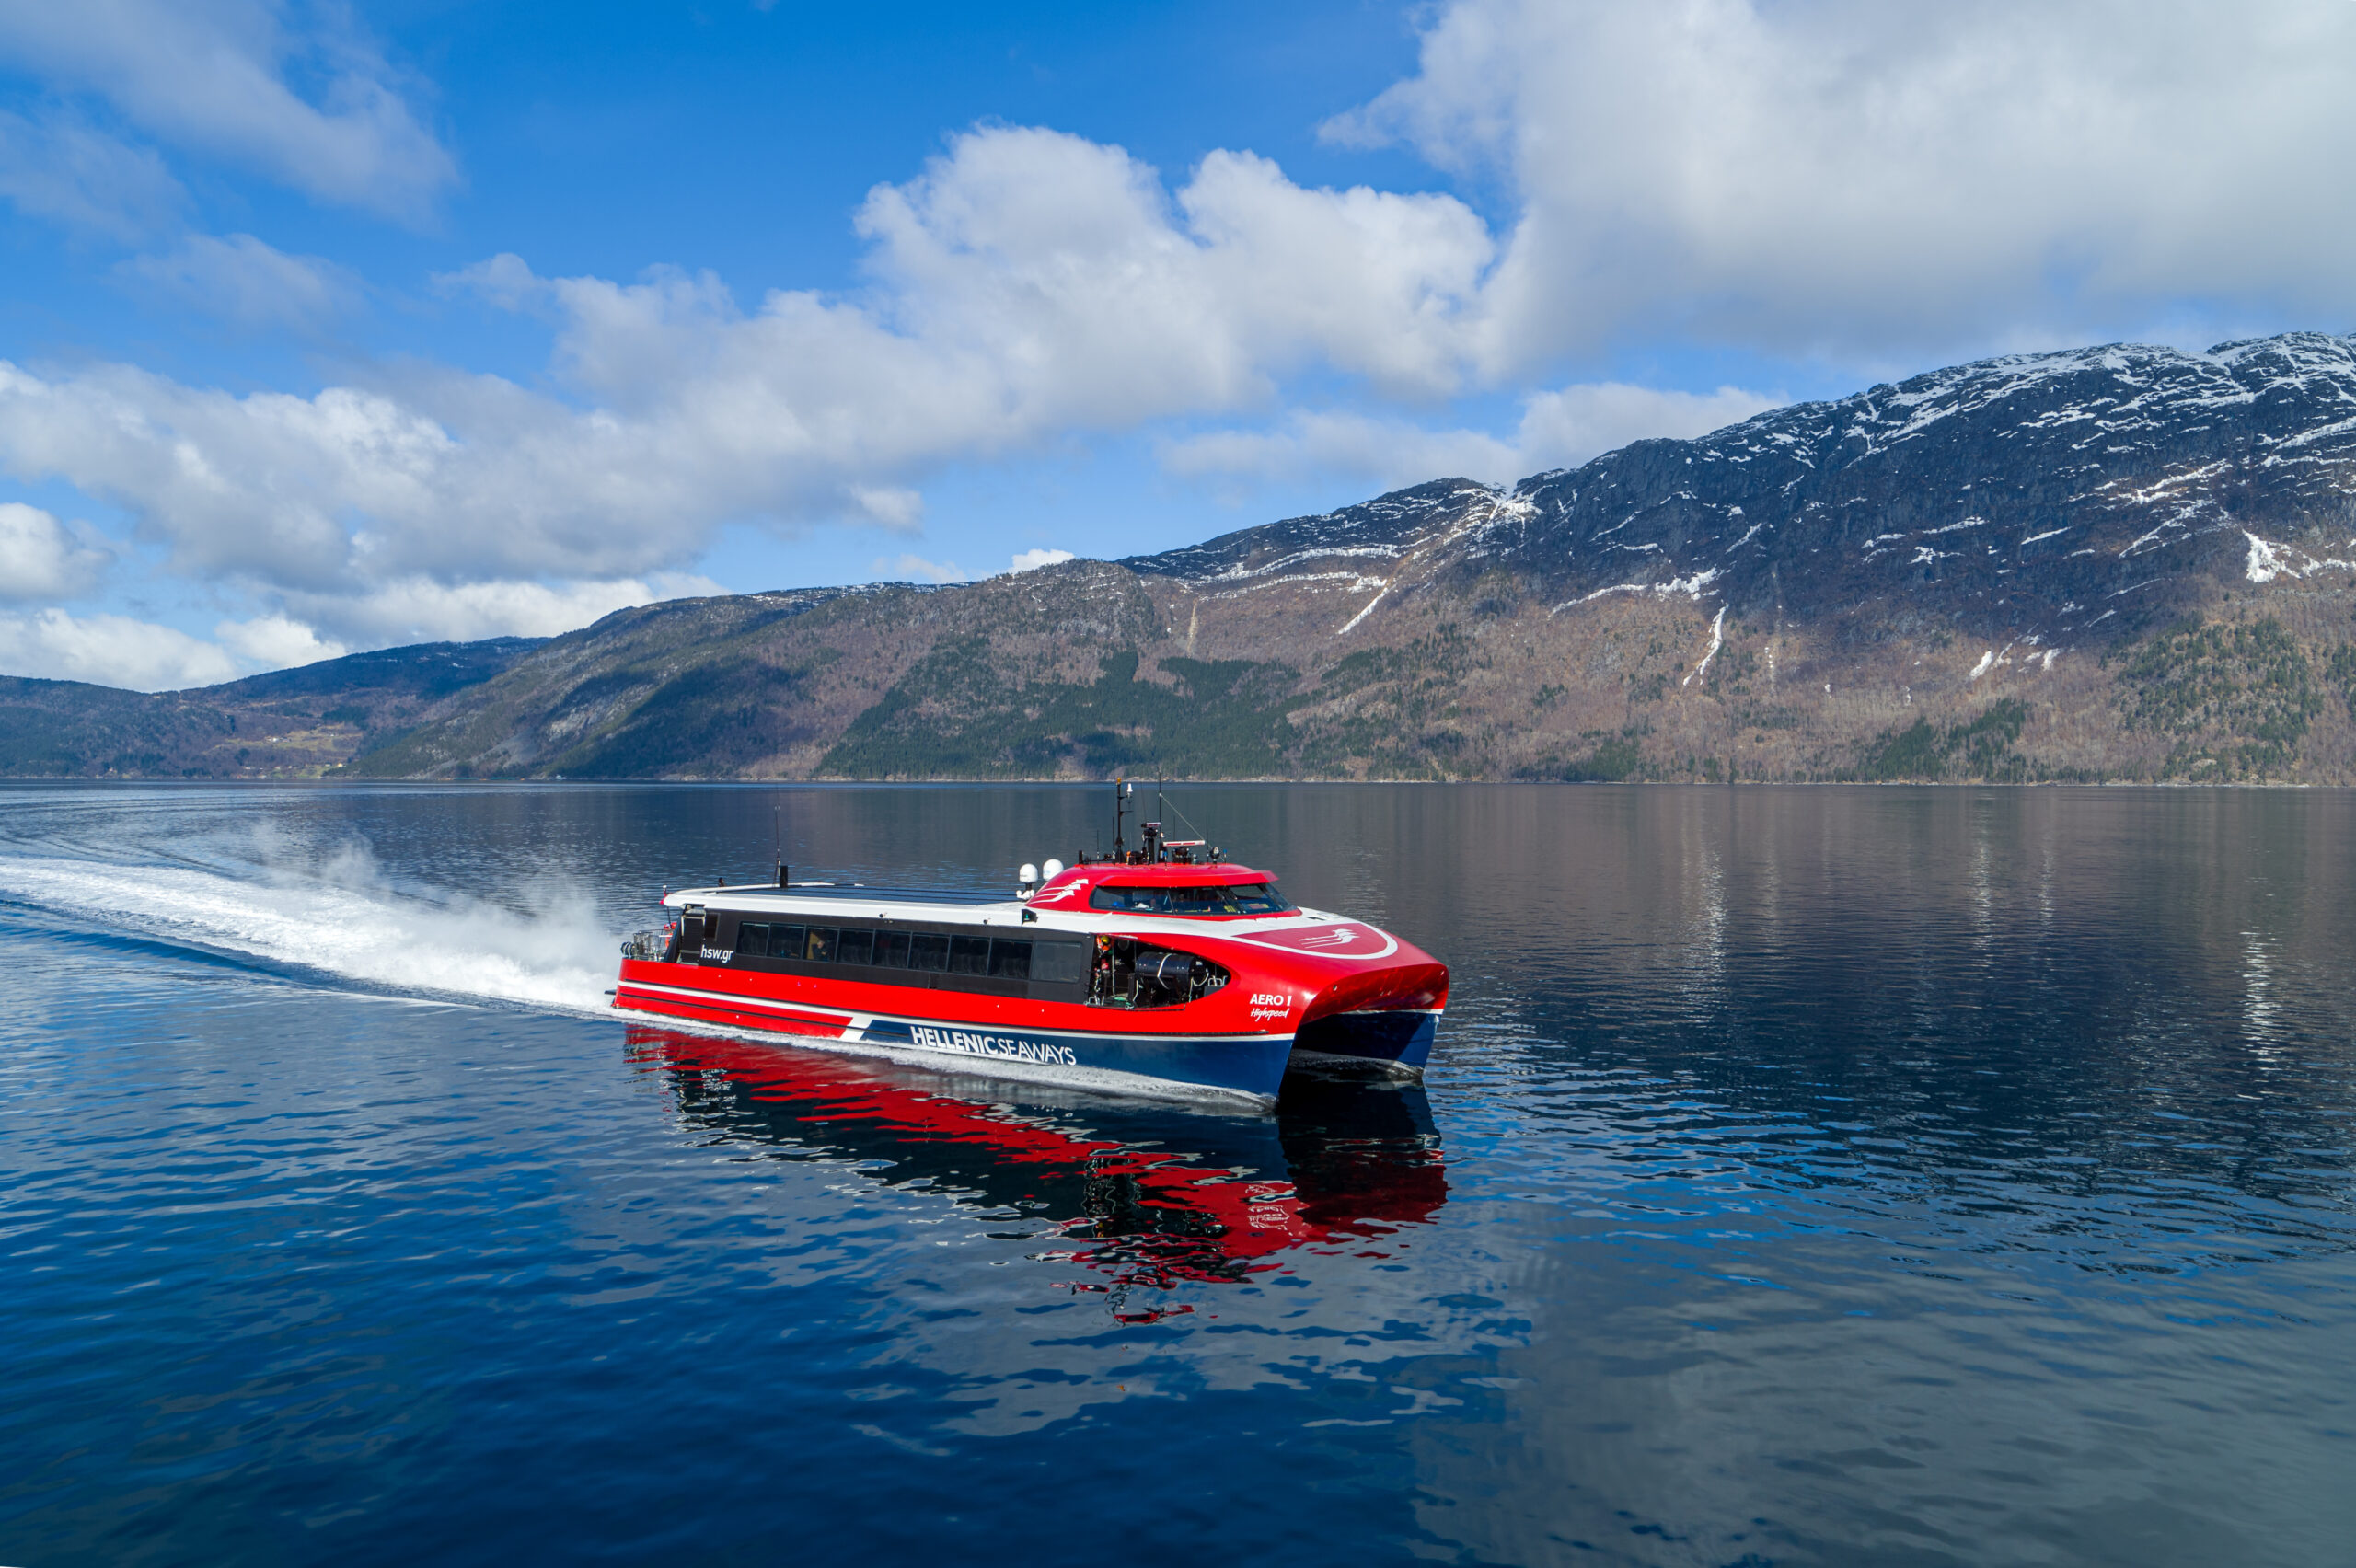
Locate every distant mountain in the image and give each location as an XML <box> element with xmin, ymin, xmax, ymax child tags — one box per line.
<box><xmin>0</xmin><ymin>639</ymin><xmax>541</xmax><ymax>778</ymax></box>
<box><xmin>10</xmin><ymin>332</ymin><xmax>2356</xmax><ymax>782</ymax></box>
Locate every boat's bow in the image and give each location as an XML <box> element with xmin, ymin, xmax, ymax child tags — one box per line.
<box><xmin>1200</xmin><ymin>916</ymin><xmax>1449</xmax><ymax>1078</ymax></box>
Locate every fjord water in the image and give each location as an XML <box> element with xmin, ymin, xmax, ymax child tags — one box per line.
<box><xmin>1</xmin><ymin>784</ymin><xmax>2350</xmax><ymax>1567</ymax></box>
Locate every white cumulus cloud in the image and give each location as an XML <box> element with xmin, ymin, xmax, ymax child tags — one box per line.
<box><xmin>0</xmin><ymin>575</ymin><xmax>721</xmax><ymax>691</ymax></box>
<box><xmin>872</xmin><ymin>553</ymin><xmax>967</xmax><ymax>584</ymax></box>
<box><xmin>1513</xmin><ymin>382</ymin><xmax>1785</xmax><ymax>470</ymax></box>
<box><xmin>1162</xmin><ymin>381</ymin><xmax>1782</xmax><ymax>490</ymax></box>
<box><xmin>0</xmin><ymin>0</ymin><xmax>456</xmax><ymax>220</ymax></box>
<box><xmin>0</xmin><ymin>606</ymin><xmax>241</xmax><ymax>689</ymax></box>
<box><xmin>0</xmin><ymin>502</ymin><xmax>111</xmax><ymax>600</ymax></box>
<box><xmin>1328</xmin><ymin>0</ymin><xmax>2356</xmax><ymax>363</ymax></box>
<box><xmin>214</xmin><ymin>613</ymin><xmax>346</xmax><ymax>669</ymax></box>
<box><xmin>277</xmin><ymin>573</ymin><xmax>728</xmax><ymax>648</ymax></box>
<box><xmin>1008</xmin><ymin>548</ymin><xmax>1076</xmax><ymax>574</ymax></box>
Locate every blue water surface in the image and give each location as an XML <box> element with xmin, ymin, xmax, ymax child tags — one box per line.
<box><xmin>1</xmin><ymin>782</ymin><xmax>2350</xmax><ymax>1566</ymax></box>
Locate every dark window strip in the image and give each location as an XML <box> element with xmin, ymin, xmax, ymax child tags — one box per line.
<box><xmin>715</xmin><ymin>920</ymin><xmax>1082</xmax><ymax>987</ymax></box>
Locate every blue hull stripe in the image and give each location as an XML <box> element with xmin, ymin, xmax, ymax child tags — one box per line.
<box><xmin>1293</xmin><ymin>1009</ymin><xmax>1439</xmax><ymax>1072</ymax></box>
<box><xmin>617</xmin><ymin>978</ymin><xmax>1297</xmax><ymax>1101</ymax></box>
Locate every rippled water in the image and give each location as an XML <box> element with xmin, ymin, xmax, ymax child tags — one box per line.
<box><xmin>2</xmin><ymin>782</ymin><xmax>2351</xmax><ymax>1566</ymax></box>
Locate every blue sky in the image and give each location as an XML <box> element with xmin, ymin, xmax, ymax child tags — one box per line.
<box><xmin>2</xmin><ymin>0</ymin><xmax>2353</xmax><ymax>688</ymax></box>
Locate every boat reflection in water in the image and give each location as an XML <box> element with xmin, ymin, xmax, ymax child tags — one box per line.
<box><xmin>625</xmin><ymin>1025</ymin><xmax>1446</xmax><ymax>1313</ymax></box>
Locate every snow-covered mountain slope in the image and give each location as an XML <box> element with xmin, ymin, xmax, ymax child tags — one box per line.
<box><xmin>1131</xmin><ymin>332</ymin><xmax>2356</xmax><ymax>648</ymax></box>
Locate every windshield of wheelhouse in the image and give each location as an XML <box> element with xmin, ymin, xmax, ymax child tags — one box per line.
<box><xmin>1086</xmin><ymin>882</ymin><xmax>1296</xmax><ymax>915</ymax></box>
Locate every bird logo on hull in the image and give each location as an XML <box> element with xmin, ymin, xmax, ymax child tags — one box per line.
<box><xmin>1230</xmin><ymin>923</ymin><xmax>1400</xmax><ymax>961</ymax></box>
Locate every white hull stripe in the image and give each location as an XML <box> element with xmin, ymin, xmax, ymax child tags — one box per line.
<box><xmin>616</xmin><ymin>978</ymin><xmax>1284</xmax><ymax>1046</ymax></box>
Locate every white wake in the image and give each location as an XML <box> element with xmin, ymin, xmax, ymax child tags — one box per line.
<box><xmin>0</xmin><ymin>844</ymin><xmax>619</xmax><ymax>1014</ymax></box>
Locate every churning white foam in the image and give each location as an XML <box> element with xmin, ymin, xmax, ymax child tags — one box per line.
<box><xmin>0</xmin><ymin>847</ymin><xmax>618</xmax><ymax>1013</ymax></box>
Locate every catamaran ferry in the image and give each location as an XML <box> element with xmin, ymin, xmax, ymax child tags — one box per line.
<box><xmin>611</xmin><ymin>788</ymin><xmax>1448</xmax><ymax>1106</ymax></box>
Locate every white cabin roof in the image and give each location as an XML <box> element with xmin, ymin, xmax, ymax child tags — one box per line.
<box><xmin>663</xmin><ymin>882</ymin><xmax>1338</xmax><ymax>941</ymax></box>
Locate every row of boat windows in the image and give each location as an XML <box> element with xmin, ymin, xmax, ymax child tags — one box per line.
<box><xmin>731</xmin><ymin>921</ymin><xmax>1088</xmax><ymax>986</ymax></box>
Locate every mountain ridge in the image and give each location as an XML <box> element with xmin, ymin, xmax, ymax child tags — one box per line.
<box><xmin>6</xmin><ymin>331</ymin><xmax>2356</xmax><ymax>783</ymax></box>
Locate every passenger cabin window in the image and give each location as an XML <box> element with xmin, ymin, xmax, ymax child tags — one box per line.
<box><xmin>1031</xmin><ymin>941</ymin><xmax>1087</xmax><ymax>985</ymax></box>
<box><xmin>710</xmin><ymin>915</ymin><xmax>1081</xmax><ymax>993</ymax></box>
<box><xmin>1086</xmin><ymin>882</ymin><xmax>1295</xmax><ymax>916</ymax></box>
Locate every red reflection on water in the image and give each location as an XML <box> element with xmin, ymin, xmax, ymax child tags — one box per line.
<box><xmin>625</xmin><ymin>1025</ymin><xmax>1445</xmax><ymax>1303</ymax></box>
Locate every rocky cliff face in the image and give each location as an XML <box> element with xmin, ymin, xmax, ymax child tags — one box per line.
<box><xmin>10</xmin><ymin>333</ymin><xmax>2356</xmax><ymax>782</ymax></box>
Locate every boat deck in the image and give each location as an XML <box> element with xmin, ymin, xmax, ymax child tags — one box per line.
<box><xmin>698</xmin><ymin>882</ymin><xmax>1012</xmax><ymax>907</ymax></box>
